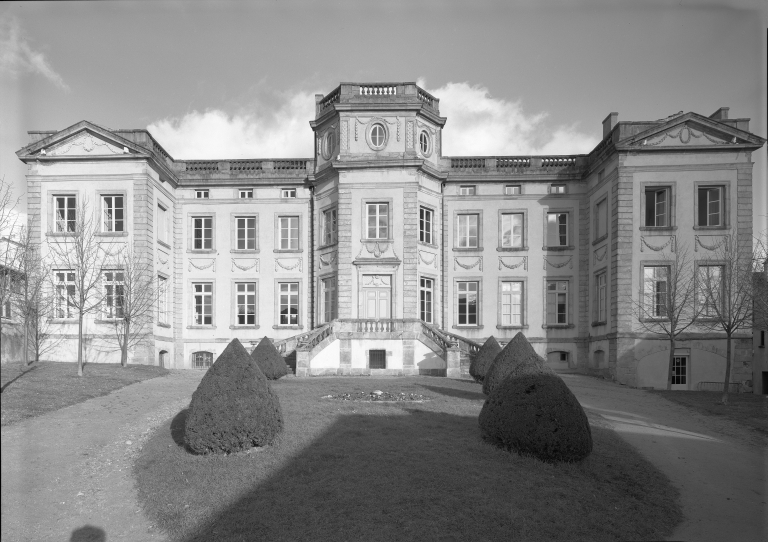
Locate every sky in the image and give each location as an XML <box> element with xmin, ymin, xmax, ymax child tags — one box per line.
<box><xmin>1</xmin><ymin>0</ymin><xmax>766</xmax><ymax>236</ymax></box>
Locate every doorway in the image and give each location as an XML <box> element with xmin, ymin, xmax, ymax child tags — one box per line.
<box><xmin>364</xmin><ymin>288</ymin><xmax>390</xmax><ymax>319</ymax></box>
<box><xmin>671</xmin><ymin>355</ymin><xmax>688</xmax><ymax>390</ymax></box>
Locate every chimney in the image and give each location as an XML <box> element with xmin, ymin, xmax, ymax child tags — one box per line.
<box><xmin>709</xmin><ymin>107</ymin><xmax>729</xmax><ymax>120</ymax></box>
<box><xmin>602</xmin><ymin>113</ymin><xmax>618</xmax><ymax>139</ymax></box>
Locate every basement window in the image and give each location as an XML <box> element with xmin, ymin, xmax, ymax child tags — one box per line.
<box><xmin>369</xmin><ymin>349</ymin><xmax>386</xmax><ymax>369</ymax></box>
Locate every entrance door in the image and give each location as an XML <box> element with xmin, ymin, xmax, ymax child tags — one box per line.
<box><xmin>364</xmin><ymin>288</ymin><xmax>390</xmax><ymax>319</ymax></box>
<box><xmin>671</xmin><ymin>356</ymin><xmax>688</xmax><ymax>390</ymax></box>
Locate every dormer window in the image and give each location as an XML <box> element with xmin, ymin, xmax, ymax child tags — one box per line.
<box><xmin>281</xmin><ymin>188</ymin><xmax>297</xmax><ymax>199</ymax></box>
<box><xmin>460</xmin><ymin>186</ymin><xmax>476</xmax><ymax>196</ymax></box>
<box><xmin>195</xmin><ymin>190</ymin><xmax>209</xmax><ymax>199</ymax></box>
<box><xmin>239</xmin><ymin>189</ymin><xmax>253</xmax><ymax>199</ymax></box>
<box><xmin>550</xmin><ymin>185</ymin><xmax>566</xmax><ymax>195</ymax></box>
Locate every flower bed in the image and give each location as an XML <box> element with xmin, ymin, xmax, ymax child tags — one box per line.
<box><xmin>321</xmin><ymin>390</ymin><xmax>432</xmax><ymax>402</ymax></box>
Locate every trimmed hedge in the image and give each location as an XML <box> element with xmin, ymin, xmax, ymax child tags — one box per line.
<box><xmin>184</xmin><ymin>339</ymin><xmax>283</xmax><ymax>454</ymax></box>
<box><xmin>479</xmin><ymin>372</ymin><xmax>593</xmax><ymax>462</ymax></box>
<box><xmin>469</xmin><ymin>336</ymin><xmax>502</xmax><ymax>383</ymax></box>
<box><xmin>482</xmin><ymin>332</ymin><xmax>553</xmax><ymax>396</ymax></box>
<box><xmin>251</xmin><ymin>336</ymin><xmax>290</xmax><ymax>380</ymax></box>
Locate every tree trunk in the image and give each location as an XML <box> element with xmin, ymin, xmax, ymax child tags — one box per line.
<box><xmin>666</xmin><ymin>336</ymin><xmax>676</xmax><ymax>390</ymax></box>
<box><xmin>121</xmin><ymin>320</ymin><xmax>129</xmax><ymax>367</ymax></box>
<box><xmin>77</xmin><ymin>312</ymin><xmax>84</xmax><ymax>377</ymax></box>
<box><xmin>23</xmin><ymin>318</ymin><xmax>29</xmax><ymax>366</ymax></box>
<box><xmin>722</xmin><ymin>334</ymin><xmax>732</xmax><ymax>405</ymax></box>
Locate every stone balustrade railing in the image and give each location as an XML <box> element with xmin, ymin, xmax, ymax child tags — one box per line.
<box><xmin>447</xmin><ymin>155</ymin><xmax>587</xmax><ymax>174</ymax></box>
<box><xmin>176</xmin><ymin>159</ymin><xmax>314</xmax><ymax>178</ymax></box>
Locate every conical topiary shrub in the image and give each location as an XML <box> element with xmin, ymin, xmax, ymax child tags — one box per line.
<box><xmin>251</xmin><ymin>336</ymin><xmax>290</xmax><ymax>380</ymax></box>
<box><xmin>482</xmin><ymin>332</ymin><xmax>553</xmax><ymax>395</ymax></box>
<box><xmin>469</xmin><ymin>336</ymin><xmax>502</xmax><ymax>383</ymax></box>
<box><xmin>479</xmin><ymin>372</ymin><xmax>593</xmax><ymax>462</ymax></box>
<box><xmin>184</xmin><ymin>339</ymin><xmax>283</xmax><ymax>454</ymax></box>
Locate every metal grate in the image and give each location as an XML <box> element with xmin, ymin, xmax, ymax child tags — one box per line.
<box><xmin>369</xmin><ymin>349</ymin><xmax>386</xmax><ymax>369</ymax></box>
<box><xmin>193</xmin><ymin>351</ymin><xmax>213</xmax><ymax>369</ymax></box>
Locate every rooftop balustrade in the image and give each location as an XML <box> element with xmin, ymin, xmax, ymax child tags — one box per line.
<box><xmin>446</xmin><ymin>154</ymin><xmax>588</xmax><ymax>176</ymax></box>
<box><xmin>315</xmin><ymin>82</ymin><xmax>441</xmax><ymax>117</ymax></box>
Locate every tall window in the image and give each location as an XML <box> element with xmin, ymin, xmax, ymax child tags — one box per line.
<box><xmin>501</xmin><ymin>281</ymin><xmax>523</xmax><ymax>325</ymax></box>
<box><xmin>279</xmin><ymin>216</ymin><xmax>299</xmax><ymax>250</ymax></box>
<box><xmin>239</xmin><ymin>189</ymin><xmax>253</xmax><ymax>199</ymax></box>
<box><xmin>102</xmin><ymin>271</ymin><xmax>124</xmax><ymax>319</ymax></box>
<box><xmin>643</xmin><ymin>266</ymin><xmax>669</xmax><ymax>318</ymax></box>
<box><xmin>459</xmin><ymin>186</ymin><xmax>476</xmax><ymax>196</ymax></box>
<box><xmin>193</xmin><ymin>283</ymin><xmax>212</xmax><ymax>325</ymax></box>
<box><xmin>55</xmin><ymin>271</ymin><xmax>76</xmax><ymax>318</ymax></box>
<box><xmin>366</xmin><ymin>203</ymin><xmax>389</xmax><ymax>240</ymax></box>
<box><xmin>420</xmin><ymin>277</ymin><xmax>433</xmax><ymax>324</ymax></box>
<box><xmin>505</xmin><ymin>185</ymin><xmax>521</xmax><ymax>195</ymax></box>
<box><xmin>457</xmin><ymin>214</ymin><xmax>479</xmax><ymax>248</ymax></box>
<box><xmin>236</xmin><ymin>217</ymin><xmax>256</xmax><ymax>250</ymax></box>
<box><xmin>158</xmin><ymin>205</ymin><xmax>169</xmax><ymax>244</ymax></box>
<box><xmin>193</xmin><ymin>217</ymin><xmax>212</xmax><ymax>250</ymax></box>
<box><xmin>236</xmin><ymin>282</ymin><xmax>256</xmax><ymax>325</ymax></box>
<box><xmin>195</xmin><ymin>190</ymin><xmax>209</xmax><ymax>199</ymax></box>
<box><xmin>55</xmin><ymin>196</ymin><xmax>76</xmax><ymax>232</ymax></box>
<box><xmin>501</xmin><ymin>213</ymin><xmax>523</xmax><ymax>248</ymax></box>
<box><xmin>597</xmin><ymin>272</ymin><xmax>607</xmax><ymax>322</ymax></box>
<box><xmin>672</xmin><ymin>356</ymin><xmax>687</xmax><ymax>385</ymax></box>
<box><xmin>546</xmin><ymin>281</ymin><xmax>568</xmax><ymax>324</ymax></box>
<box><xmin>279</xmin><ymin>282</ymin><xmax>299</xmax><ymax>325</ymax></box>
<box><xmin>595</xmin><ymin>199</ymin><xmax>607</xmax><ymax>239</ymax></box>
<box><xmin>645</xmin><ymin>188</ymin><xmax>668</xmax><ymax>227</ymax></box>
<box><xmin>697</xmin><ymin>265</ymin><xmax>722</xmax><ymax>317</ymax></box>
<box><xmin>457</xmin><ymin>281</ymin><xmax>478</xmax><ymax>325</ymax></box>
<box><xmin>322</xmin><ymin>208</ymin><xmax>337</xmax><ymax>246</ymax></box>
<box><xmin>157</xmin><ymin>275</ymin><xmax>168</xmax><ymax>324</ymax></box>
<box><xmin>698</xmin><ymin>187</ymin><xmax>722</xmax><ymax>227</ymax></box>
<box><xmin>321</xmin><ymin>277</ymin><xmax>336</xmax><ymax>324</ymax></box>
<box><xmin>546</xmin><ymin>213</ymin><xmax>568</xmax><ymax>247</ymax></box>
<box><xmin>419</xmin><ymin>207</ymin><xmax>433</xmax><ymax>244</ymax></box>
<box><xmin>102</xmin><ymin>195</ymin><xmax>124</xmax><ymax>232</ymax></box>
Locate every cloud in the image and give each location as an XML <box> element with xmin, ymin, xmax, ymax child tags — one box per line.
<box><xmin>418</xmin><ymin>79</ymin><xmax>599</xmax><ymax>156</ymax></box>
<box><xmin>0</xmin><ymin>17</ymin><xmax>69</xmax><ymax>91</ymax></box>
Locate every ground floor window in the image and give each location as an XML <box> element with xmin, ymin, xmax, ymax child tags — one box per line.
<box><xmin>501</xmin><ymin>281</ymin><xmax>523</xmax><ymax>325</ymax></box>
<box><xmin>457</xmin><ymin>281</ymin><xmax>478</xmax><ymax>325</ymax></box>
<box><xmin>55</xmin><ymin>271</ymin><xmax>76</xmax><ymax>319</ymax></box>
<box><xmin>546</xmin><ymin>280</ymin><xmax>568</xmax><ymax>324</ymax></box>
<box><xmin>420</xmin><ymin>277</ymin><xmax>433</xmax><ymax>324</ymax></box>
<box><xmin>103</xmin><ymin>271</ymin><xmax>125</xmax><ymax>320</ymax></box>
<box><xmin>320</xmin><ymin>277</ymin><xmax>336</xmax><ymax>324</ymax></box>
<box><xmin>279</xmin><ymin>282</ymin><xmax>299</xmax><ymax>325</ymax></box>
<box><xmin>193</xmin><ymin>351</ymin><xmax>213</xmax><ymax>369</ymax></box>
<box><xmin>369</xmin><ymin>349</ymin><xmax>386</xmax><ymax>369</ymax></box>
<box><xmin>672</xmin><ymin>356</ymin><xmax>687</xmax><ymax>385</ymax></box>
<box><xmin>193</xmin><ymin>283</ymin><xmax>212</xmax><ymax>325</ymax></box>
<box><xmin>236</xmin><ymin>282</ymin><xmax>256</xmax><ymax>325</ymax></box>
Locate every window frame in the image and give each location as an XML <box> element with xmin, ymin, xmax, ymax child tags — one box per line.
<box><xmin>195</xmin><ymin>189</ymin><xmax>209</xmax><ymax>199</ymax></box>
<box><xmin>693</xmin><ymin>182</ymin><xmax>729</xmax><ymax>230</ymax></box>
<box><xmin>454</xmin><ymin>278</ymin><xmax>482</xmax><ymax>328</ymax></box>
<box><xmin>498</xmin><ymin>210</ymin><xmax>526</xmax><ymax>250</ymax></box>
<box><xmin>459</xmin><ymin>185</ymin><xmax>476</xmax><ymax>196</ymax></box>
<box><xmin>192</xmin><ymin>351</ymin><xmax>213</xmax><ymax>369</ymax></box>
<box><xmin>321</xmin><ymin>206</ymin><xmax>338</xmax><ymax>247</ymax></box>
<box><xmin>231</xmin><ymin>214</ymin><xmax>259</xmax><ymax>252</ymax></box>
<box><xmin>189</xmin><ymin>281</ymin><xmax>215</xmax><ymax>328</ymax></box>
<box><xmin>318</xmin><ymin>274</ymin><xmax>337</xmax><ymax>325</ymax></box>
<box><xmin>189</xmin><ymin>214</ymin><xmax>215</xmax><ymax>252</ymax></box>
<box><xmin>640</xmin><ymin>263</ymin><xmax>672</xmax><ymax>321</ymax></box>
<box><xmin>51</xmin><ymin>194</ymin><xmax>77</xmax><ymax>234</ymax></box>
<box><xmin>455</xmin><ymin>211</ymin><xmax>482</xmax><ymax>250</ymax></box>
<box><xmin>99</xmin><ymin>193</ymin><xmax>126</xmax><ymax>234</ymax></box>
<box><xmin>275</xmin><ymin>214</ymin><xmax>302</xmax><ymax>252</ymax></box>
<box><xmin>238</xmin><ymin>189</ymin><xmax>254</xmax><ymax>199</ymax></box>
<box><xmin>419</xmin><ymin>206</ymin><xmax>435</xmax><ymax>246</ymax></box>
<box><xmin>549</xmin><ymin>184</ymin><xmax>567</xmax><ymax>195</ymax></box>
<box><xmin>418</xmin><ymin>130</ymin><xmax>432</xmax><ymax>157</ymax></box>
<box><xmin>593</xmin><ymin>270</ymin><xmax>607</xmax><ymax>325</ymax></box>
<box><xmin>157</xmin><ymin>203</ymin><xmax>170</xmax><ymax>246</ymax></box>
<box><xmin>419</xmin><ymin>275</ymin><xmax>435</xmax><ymax>324</ymax></box>
<box><xmin>281</xmin><ymin>188</ymin><xmax>297</xmax><ymax>199</ymax></box>
<box><xmin>640</xmin><ymin>182</ymin><xmax>677</xmax><ymax>230</ymax></box>
<box><xmin>274</xmin><ymin>280</ymin><xmax>303</xmax><ymax>329</ymax></box>
<box><xmin>53</xmin><ymin>270</ymin><xmax>76</xmax><ymax>320</ymax></box>
<box><xmin>498</xmin><ymin>277</ymin><xmax>527</xmax><ymax>329</ymax></box>
<box><xmin>695</xmin><ymin>261</ymin><xmax>725</xmax><ymax>319</ymax></box>
<box><xmin>101</xmin><ymin>270</ymin><xmax>125</xmax><ymax>321</ymax></box>
<box><xmin>157</xmin><ymin>274</ymin><xmax>169</xmax><ymax>326</ymax></box>
<box><xmin>544</xmin><ymin>210</ymin><xmax>572</xmax><ymax>249</ymax></box>
<box><xmin>366</xmin><ymin>122</ymin><xmax>389</xmax><ymax>151</ymax></box>
<box><xmin>594</xmin><ymin>197</ymin><xmax>608</xmax><ymax>243</ymax></box>
<box><xmin>361</xmin><ymin>199</ymin><xmax>393</xmax><ymax>241</ymax></box>
<box><xmin>505</xmin><ymin>185</ymin><xmax>522</xmax><ymax>196</ymax></box>
<box><xmin>543</xmin><ymin>278</ymin><xmax>573</xmax><ymax>328</ymax></box>
<box><xmin>231</xmin><ymin>280</ymin><xmax>259</xmax><ymax>329</ymax></box>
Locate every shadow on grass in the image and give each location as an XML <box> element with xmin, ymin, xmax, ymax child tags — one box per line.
<box><xmin>0</xmin><ymin>365</ymin><xmax>37</xmax><ymax>393</ymax></box>
<box><xmin>170</xmin><ymin>408</ymin><xmax>188</xmax><ymax>448</ymax></box>
<box><xmin>419</xmin><ymin>383</ymin><xmax>487</xmax><ymax>402</ymax></box>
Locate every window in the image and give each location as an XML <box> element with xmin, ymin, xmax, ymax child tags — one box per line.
<box><xmin>369</xmin><ymin>349</ymin><xmax>387</xmax><ymax>369</ymax></box>
<box><xmin>546</xmin><ymin>281</ymin><xmax>568</xmax><ymax>325</ymax></box>
<box><xmin>501</xmin><ymin>281</ymin><xmax>523</xmax><ymax>325</ymax></box>
<box><xmin>55</xmin><ymin>271</ymin><xmax>76</xmax><ymax>318</ymax></box>
<box><xmin>760</xmin><ymin>330</ymin><xmax>765</xmax><ymax>348</ymax></box>
<box><xmin>419</xmin><ymin>131</ymin><xmax>430</xmax><ymax>154</ymax></box>
<box><xmin>457</xmin><ymin>214</ymin><xmax>479</xmax><ymax>248</ymax></box>
<box><xmin>157</xmin><ymin>275</ymin><xmax>168</xmax><ymax>325</ymax></box>
<box><xmin>320</xmin><ymin>277</ymin><xmax>336</xmax><ymax>324</ymax></box>
<box><xmin>698</xmin><ymin>187</ymin><xmax>722</xmax><ymax>227</ymax></box>
<box><xmin>366</xmin><ymin>203</ymin><xmax>389</xmax><ymax>240</ymax></box>
<box><xmin>550</xmin><ymin>184</ymin><xmax>566</xmax><ymax>194</ymax></box>
<box><xmin>459</xmin><ymin>186</ymin><xmax>476</xmax><ymax>196</ymax></box>
<box><xmin>279</xmin><ymin>216</ymin><xmax>299</xmax><ymax>250</ymax></box>
<box><xmin>501</xmin><ymin>213</ymin><xmax>523</xmax><ymax>248</ymax></box>
<box><xmin>505</xmin><ymin>185</ymin><xmax>521</xmax><ymax>195</ymax></box>
<box><xmin>643</xmin><ymin>266</ymin><xmax>669</xmax><ymax>318</ymax></box>
<box><xmin>193</xmin><ymin>217</ymin><xmax>213</xmax><ymax>250</ymax></box>
<box><xmin>370</xmin><ymin>124</ymin><xmax>385</xmax><ymax>148</ymax></box>
<box><xmin>546</xmin><ymin>213</ymin><xmax>568</xmax><ymax>247</ymax></box>
<box><xmin>672</xmin><ymin>356</ymin><xmax>687</xmax><ymax>385</ymax></box>
<box><xmin>697</xmin><ymin>265</ymin><xmax>722</xmax><ymax>318</ymax></box>
<box><xmin>1</xmin><ymin>298</ymin><xmax>11</xmax><ymax>320</ymax></box>
<box><xmin>420</xmin><ymin>277</ymin><xmax>434</xmax><ymax>324</ymax></box>
<box><xmin>457</xmin><ymin>281</ymin><xmax>478</xmax><ymax>325</ymax></box>
<box><xmin>158</xmin><ymin>205</ymin><xmax>169</xmax><ymax>244</ymax></box>
<box><xmin>239</xmin><ymin>189</ymin><xmax>253</xmax><ymax>199</ymax></box>
<box><xmin>547</xmin><ymin>351</ymin><xmax>569</xmax><ymax>364</ymax></box>
<box><xmin>193</xmin><ymin>351</ymin><xmax>213</xmax><ymax>369</ymax></box>
<box><xmin>235</xmin><ymin>282</ymin><xmax>256</xmax><ymax>325</ymax></box>
<box><xmin>102</xmin><ymin>195</ymin><xmax>124</xmax><ymax>232</ymax></box>
<box><xmin>596</xmin><ymin>272</ymin><xmax>607</xmax><ymax>323</ymax></box>
<box><xmin>645</xmin><ymin>188</ymin><xmax>669</xmax><ymax>227</ymax></box>
<box><xmin>193</xmin><ymin>283</ymin><xmax>212</xmax><ymax>325</ymax></box>
<box><xmin>281</xmin><ymin>188</ymin><xmax>296</xmax><ymax>199</ymax></box>
<box><xmin>419</xmin><ymin>207</ymin><xmax>433</xmax><ymax>244</ymax></box>
<box><xmin>103</xmin><ymin>271</ymin><xmax>124</xmax><ymax>319</ymax></box>
<box><xmin>595</xmin><ymin>199</ymin><xmax>607</xmax><ymax>240</ymax></box>
<box><xmin>195</xmin><ymin>190</ymin><xmax>209</xmax><ymax>199</ymax></box>
<box><xmin>236</xmin><ymin>217</ymin><xmax>257</xmax><ymax>250</ymax></box>
<box><xmin>322</xmin><ymin>208</ymin><xmax>337</xmax><ymax>246</ymax></box>
<box><xmin>597</xmin><ymin>169</ymin><xmax>605</xmax><ymax>183</ymax></box>
<box><xmin>322</xmin><ymin>131</ymin><xmax>335</xmax><ymax>159</ymax></box>
<box><xmin>278</xmin><ymin>282</ymin><xmax>299</xmax><ymax>325</ymax></box>
<box><xmin>55</xmin><ymin>196</ymin><xmax>76</xmax><ymax>232</ymax></box>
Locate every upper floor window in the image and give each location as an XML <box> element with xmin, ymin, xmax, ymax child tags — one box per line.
<box><xmin>596</xmin><ymin>272</ymin><xmax>607</xmax><ymax>323</ymax></box>
<box><xmin>279</xmin><ymin>216</ymin><xmax>299</xmax><ymax>250</ymax></box>
<box><xmin>55</xmin><ymin>196</ymin><xmax>77</xmax><ymax>232</ymax></box>
<box><xmin>158</xmin><ymin>204</ymin><xmax>169</xmax><ymax>244</ymax></box>
<box><xmin>457</xmin><ymin>281</ymin><xmax>478</xmax><ymax>325</ymax></box>
<box><xmin>501</xmin><ymin>213</ymin><xmax>523</xmax><ymax>248</ymax></box>
<box><xmin>645</xmin><ymin>188</ymin><xmax>669</xmax><ymax>227</ymax></box>
<box><xmin>459</xmin><ymin>186</ymin><xmax>476</xmax><ymax>196</ymax></box>
<box><xmin>278</xmin><ymin>282</ymin><xmax>299</xmax><ymax>325</ymax></box>
<box><xmin>157</xmin><ymin>275</ymin><xmax>169</xmax><ymax>325</ymax></box>
<box><xmin>420</xmin><ymin>277</ymin><xmax>433</xmax><ymax>324</ymax></box>
<box><xmin>643</xmin><ymin>266</ymin><xmax>669</xmax><ymax>318</ymax></box>
<box><xmin>546</xmin><ymin>280</ymin><xmax>569</xmax><ymax>324</ymax></box>
<box><xmin>698</xmin><ymin>186</ymin><xmax>722</xmax><ymax>227</ymax></box>
<box><xmin>370</xmin><ymin>124</ymin><xmax>386</xmax><ymax>148</ymax></box>
<box><xmin>193</xmin><ymin>283</ymin><xmax>212</xmax><ymax>325</ymax></box>
<box><xmin>550</xmin><ymin>184</ymin><xmax>566</xmax><ymax>195</ymax></box>
<box><xmin>457</xmin><ymin>214</ymin><xmax>479</xmax><ymax>248</ymax></box>
<box><xmin>239</xmin><ymin>189</ymin><xmax>253</xmax><ymax>199</ymax></box>
<box><xmin>546</xmin><ymin>213</ymin><xmax>569</xmax><ymax>247</ymax></box>
<box><xmin>501</xmin><ymin>281</ymin><xmax>523</xmax><ymax>326</ymax></box>
<box><xmin>322</xmin><ymin>208</ymin><xmax>337</xmax><ymax>246</ymax></box>
<box><xmin>193</xmin><ymin>217</ymin><xmax>213</xmax><ymax>250</ymax></box>
<box><xmin>236</xmin><ymin>217</ymin><xmax>257</xmax><ymax>250</ymax></box>
<box><xmin>595</xmin><ymin>199</ymin><xmax>608</xmax><ymax>240</ymax></box>
<box><xmin>366</xmin><ymin>203</ymin><xmax>389</xmax><ymax>240</ymax></box>
<box><xmin>419</xmin><ymin>207</ymin><xmax>433</xmax><ymax>245</ymax></box>
<box><xmin>235</xmin><ymin>282</ymin><xmax>256</xmax><ymax>325</ymax></box>
<box><xmin>419</xmin><ymin>131</ymin><xmax>430</xmax><ymax>154</ymax></box>
<box><xmin>505</xmin><ymin>185</ymin><xmax>521</xmax><ymax>195</ymax></box>
<box><xmin>281</xmin><ymin>188</ymin><xmax>296</xmax><ymax>199</ymax></box>
<box><xmin>195</xmin><ymin>190</ymin><xmax>209</xmax><ymax>199</ymax></box>
<box><xmin>54</xmin><ymin>271</ymin><xmax>76</xmax><ymax>318</ymax></box>
<box><xmin>103</xmin><ymin>271</ymin><xmax>124</xmax><ymax>320</ymax></box>
<box><xmin>102</xmin><ymin>195</ymin><xmax>124</xmax><ymax>232</ymax></box>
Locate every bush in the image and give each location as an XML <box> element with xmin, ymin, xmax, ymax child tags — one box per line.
<box><xmin>482</xmin><ymin>332</ymin><xmax>553</xmax><ymax>396</ymax></box>
<box><xmin>184</xmin><ymin>339</ymin><xmax>283</xmax><ymax>454</ymax></box>
<box><xmin>251</xmin><ymin>336</ymin><xmax>290</xmax><ymax>380</ymax></box>
<box><xmin>469</xmin><ymin>336</ymin><xmax>502</xmax><ymax>383</ymax></box>
<box><xmin>479</xmin><ymin>372</ymin><xmax>593</xmax><ymax>462</ymax></box>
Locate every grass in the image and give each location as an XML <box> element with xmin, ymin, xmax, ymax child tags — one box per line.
<box><xmin>649</xmin><ymin>390</ymin><xmax>768</xmax><ymax>436</ymax></box>
<box><xmin>135</xmin><ymin>377</ymin><xmax>682</xmax><ymax>542</ymax></box>
<box><xmin>0</xmin><ymin>361</ymin><xmax>169</xmax><ymax>426</ymax></box>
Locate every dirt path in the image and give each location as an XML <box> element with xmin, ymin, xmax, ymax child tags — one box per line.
<box><xmin>561</xmin><ymin>374</ymin><xmax>768</xmax><ymax>542</ymax></box>
<box><xmin>1</xmin><ymin>370</ymin><xmax>203</xmax><ymax>542</ymax></box>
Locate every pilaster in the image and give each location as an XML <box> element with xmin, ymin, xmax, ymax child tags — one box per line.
<box><xmin>402</xmin><ymin>185</ymin><xmax>419</xmax><ymax>317</ymax></box>
<box><xmin>337</xmin><ymin>187</ymin><xmax>354</xmax><ymax>317</ymax></box>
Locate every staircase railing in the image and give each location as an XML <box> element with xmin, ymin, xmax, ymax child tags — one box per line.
<box><xmin>438</xmin><ymin>328</ymin><xmax>482</xmax><ymax>357</ymax></box>
<box><xmin>273</xmin><ymin>324</ymin><xmax>331</xmax><ymax>354</ymax></box>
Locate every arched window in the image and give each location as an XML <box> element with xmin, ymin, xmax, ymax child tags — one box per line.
<box><xmin>370</xmin><ymin>124</ymin><xmax>385</xmax><ymax>147</ymax></box>
<box><xmin>419</xmin><ymin>131</ymin><xmax>430</xmax><ymax>154</ymax></box>
<box><xmin>192</xmin><ymin>351</ymin><xmax>213</xmax><ymax>369</ymax></box>
<box><xmin>159</xmin><ymin>350</ymin><xmax>168</xmax><ymax>368</ymax></box>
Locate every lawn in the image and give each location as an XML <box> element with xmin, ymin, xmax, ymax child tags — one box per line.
<box><xmin>0</xmin><ymin>361</ymin><xmax>169</xmax><ymax>426</ymax></box>
<box><xmin>649</xmin><ymin>390</ymin><xmax>768</xmax><ymax>437</ymax></box>
<box><xmin>135</xmin><ymin>377</ymin><xmax>683</xmax><ymax>542</ymax></box>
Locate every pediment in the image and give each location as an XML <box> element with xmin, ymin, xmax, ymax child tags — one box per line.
<box><xmin>47</xmin><ymin>130</ymin><xmax>126</xmax><ymax>156</ymax></box>
<box><xmin>625</xmin><ymin>113</ymin><xmax>759</xmax><ymax>148</ymax></box>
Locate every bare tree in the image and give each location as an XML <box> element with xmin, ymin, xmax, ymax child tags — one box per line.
<box><xmin>46</xmin><ymin>198</ymin><xmax>119</xmax><ymax>376</ymax></box>
<box><xmin>633</xmin><ymin>241</ymin><xmax>704</xmax><ymax>390</ymax></box>
<box><xmin>0</xmin><ymin>176</ymin><xmax>22</xmax><ymax>344</ymax></box>
<box><xmin>107</xmin><ymin>246</ymin><xmax>156</xmax><ymax>367</ymax></box>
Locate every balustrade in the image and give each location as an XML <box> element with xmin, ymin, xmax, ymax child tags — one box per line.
<box><xmin>417</xmin><ymin>88</ymin><xmax>435</xmax><ymax>107</ymax></box>
<box><xmin>496</xmin><ymin>157</ymin><xmax>530</xmax><ymax>169</ymax></box>
<box><xmin>230</xmin><ymin>160</ymin><xmax>262</xmax><ymax>172</ymax></box>
<box><xmin>540</xmin><ymin>156</ymin><xmax>576</xmax><ymax>168</ymax></box>
<box><xmin>450</xmin><ymin>157</ymin><xmax>486</xmax><ymax>169</ymax></box>
<box><xmin>273</xmin><ymin>160</ymin><xmax>306</xmax><ymax>170</ymax></box>
<box><xmin>185</xmin><ymin>160</ymin><xmax>219</xmax><ymax>172</ymax></box>
<box><xmin>320</xmin><ymin>87</ymin><xmax>341</xmax><ymax>111</ymax></box>
<box><xmin>359</xmin><ymin>85</ymin><xmax>397</xmax><ymax>96</ymax></box>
